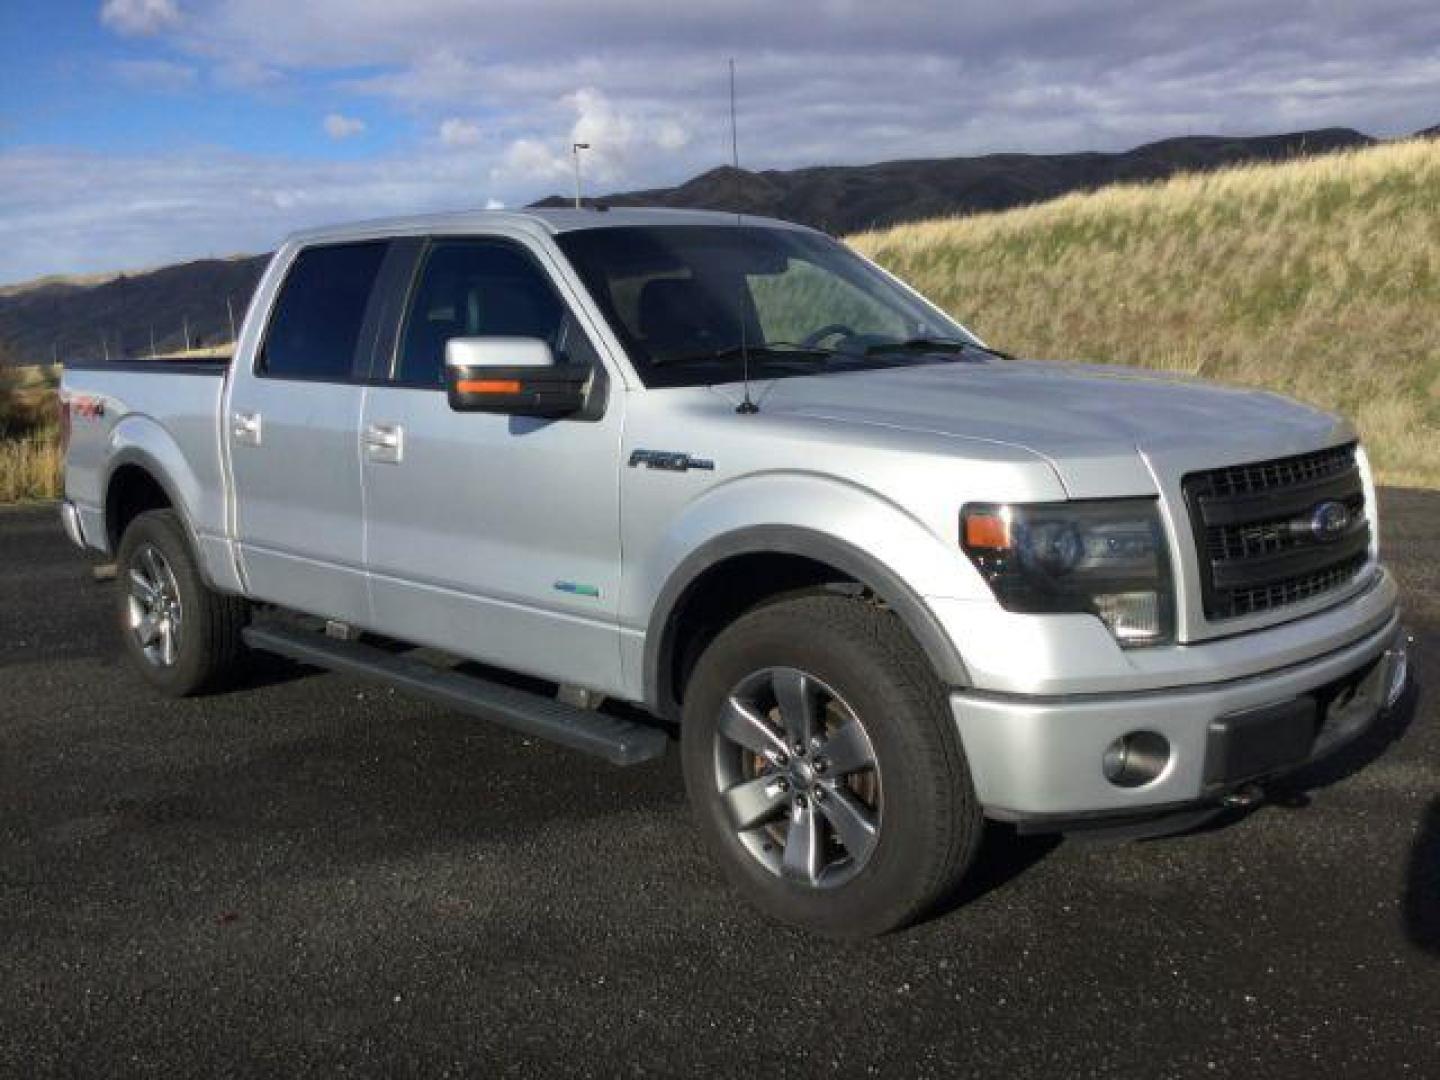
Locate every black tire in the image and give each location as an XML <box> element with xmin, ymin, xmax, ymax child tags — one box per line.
<box><xmin>115</xmin><ymin>509</ymin><xmax>250</xmax><ymax>696</ymax></box>
<box><xmin>680</xmin><ymin>594</ymin><xmax>982</xmax><ymax>937</ymax></box>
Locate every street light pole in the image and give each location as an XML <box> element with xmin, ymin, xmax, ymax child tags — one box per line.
<box><xmin>572</xmin><ymin>142</ymin><xmax>590</xmax><ymax>208</ymax></box>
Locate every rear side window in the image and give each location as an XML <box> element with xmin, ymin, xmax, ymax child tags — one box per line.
<box><xmin>396</xmin><ymin>239</ymin><xmax>594</xmax><ymax>387</ymax></box>
<box><xmin>260</xmin><ymin>242</ymin><xmax>387</xmax><ymax>380</ymax></box>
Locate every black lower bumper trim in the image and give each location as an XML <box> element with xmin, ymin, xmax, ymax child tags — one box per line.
<box><xmin>1006</xmin><ymin>798</ymin><xmax>1234</xmax><ymax>842</ymax></box>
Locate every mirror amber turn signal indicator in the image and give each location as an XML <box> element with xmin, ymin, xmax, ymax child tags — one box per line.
<box><xmin>446</xmin><ymin>363</ymin><xmax>592</xmax><ymax>418</ymax></box>
<box><xmin>455</xmin><ymin>379</ymin><xmax>523</xmax><ymax>395</ymax></box>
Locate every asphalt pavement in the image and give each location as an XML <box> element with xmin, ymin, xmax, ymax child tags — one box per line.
<box><xmin>1</xmin><ymin>492</ymin><xmax>1436</xmax><ymax>1078</ymax></box>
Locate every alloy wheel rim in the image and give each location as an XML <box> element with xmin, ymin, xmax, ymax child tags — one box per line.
<box><xmin>126</xmin><ymin>543</ymin><xmax>182</xmax><ymax>667</ymax></box>
<box><xmin>711</xmin><ymin>666</ymin><xmax>882</xmax><ymax>889</ymax></box>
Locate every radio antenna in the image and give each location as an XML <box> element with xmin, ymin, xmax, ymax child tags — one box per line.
<box><xmin>730</xmin><ymin>57</ymin><xmax>758</xmax><ymax>415</ymax></box>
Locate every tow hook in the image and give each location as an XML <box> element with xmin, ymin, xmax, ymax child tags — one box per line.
<box><xmin>1221</xmin><ymin>783</ymin><xmax>1265</xmax><ymax>810</ymax></box>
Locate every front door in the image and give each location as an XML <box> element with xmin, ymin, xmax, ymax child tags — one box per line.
<box><xmin>359</xmin><ymin>236</ymin><xmax>627</xmax><ymax>694</ymax></box>
<box><xmin>226</xmin><ymin>240</ymin><xmax>389</xmax><ymax>626</ymax></box>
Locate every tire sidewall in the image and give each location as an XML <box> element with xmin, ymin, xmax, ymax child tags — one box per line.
<box><xmin>681</xmin><ymin>597</ymin><xmax>977</xmax><ymax>937</ymax></box>
<box><xmin>115</xmin><ymin>511</ymin><xmax>213</xmax><ymax>696</ymax></box>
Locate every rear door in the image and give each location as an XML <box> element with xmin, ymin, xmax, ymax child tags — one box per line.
<box><xmin>358</xmin><ymin>234</ymin><xmax>628</xmax><ymax>693</ymax></box>
<box><xmin>226</xmin><ymin>240</ymin><xmax>390</xmax><ymax>626</ymax></box>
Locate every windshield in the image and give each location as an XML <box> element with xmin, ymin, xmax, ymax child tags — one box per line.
<box><xmin>555</xmin><ymin>225</ymin><xmax>976</xmax><ymax>388</ymax></box>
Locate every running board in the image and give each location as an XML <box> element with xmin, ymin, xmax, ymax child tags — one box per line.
<box><xmin>242</xmin><ymin>622</ymin><xmax>667</xmax><ymax>767</ymax></box>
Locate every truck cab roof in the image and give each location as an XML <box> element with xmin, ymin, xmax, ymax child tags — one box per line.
<box><xmin>283</xmin><ymin>206</ymin><xmax>811</xmax><ymax>247</ymax></box>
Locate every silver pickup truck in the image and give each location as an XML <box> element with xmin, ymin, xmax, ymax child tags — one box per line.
<box><xmin>61</xmin><ymin>207</ymin><xmax>1408</xmax><ymax>936</ymax></box>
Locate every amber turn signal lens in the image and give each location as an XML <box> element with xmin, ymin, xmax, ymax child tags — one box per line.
<box><xmin>963</xmin><ymin>511</ymin><xmax>1010</xmax><ymax>550</ymax></box>
<box><xmin>456</xmin><ymin>379</ymin><xmax>522</xmax><ymax>395</ymax></box>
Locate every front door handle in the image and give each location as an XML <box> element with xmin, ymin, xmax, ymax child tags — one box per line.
<box><xmin>232</xmin><ymin>411</ymin><xmax>262</xmax><ymax>446</ymax></box>
<box><xmin>363</xmin><ymin>422</ymin><xmax>403</xmax><ymax>464</ymax></box>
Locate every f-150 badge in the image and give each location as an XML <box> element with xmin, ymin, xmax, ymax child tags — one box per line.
<box><xmin>628</xmin><ymin>449</ymin><xmax>715</xmax><ymax>473</ymax></box>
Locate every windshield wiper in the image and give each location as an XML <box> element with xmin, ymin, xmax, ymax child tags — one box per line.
<box><xmin>652</xmin><ymin>342</ymin><xmax>839</xmax><ymax>367</ymax></box>
<box><xmin>863</xmin><ymin>336</ymin><xmax>1013</xmax><ymax>361</ymax></box>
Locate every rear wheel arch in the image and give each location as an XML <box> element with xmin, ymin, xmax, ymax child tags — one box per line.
<box><xmin>645</xmin><ymin>526</ymin><xmax>969</xmax><ymax>719</ymax></box>
<box><xmin>104</xmin><ymin>459</ymin><xmax>174</xmax><ymax>553</ymax></box>
<box><xmin>102</xmin><ymin>452</ymin><xmax>220</xmax><ymax>589</ymax></box>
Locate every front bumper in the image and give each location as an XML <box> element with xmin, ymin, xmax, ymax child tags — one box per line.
<box><xmin>951</xmin><ymin>614</ymin><xmax>1408</xmax><ymax>830</ymax></box>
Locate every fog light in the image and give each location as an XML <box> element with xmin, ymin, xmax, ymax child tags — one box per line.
<box><xmin>1093</xmin><ymin>591</ymin><xmax>1163</xmax><ymax>644</ymax></box>
<box><xmin>1385</xmin><ymin>637</ymin><xmax>1410</xmax><ymax>708</ymax></box>
<box><xmin>1102</xmin><ymin>731</ymin><xmax>1170</xmax><ymax>788</ymax></box>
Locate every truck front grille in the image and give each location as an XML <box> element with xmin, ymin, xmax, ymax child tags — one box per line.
<box><xmin>1182</xmin><ymin>444</ymin><xmax>1370</xmax><ymax>621</ymax></box>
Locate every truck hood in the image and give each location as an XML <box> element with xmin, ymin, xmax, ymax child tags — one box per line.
<box><xmin>718</xmin><ymin>359</ymin><xmax>1354</xmax><ymax>497</ymax></box>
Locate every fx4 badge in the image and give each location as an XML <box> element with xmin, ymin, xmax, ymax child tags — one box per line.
<box><xmin>628</xmin><ymin>449</ymin><xmax>715</xmax><ymax>473</ymax></box>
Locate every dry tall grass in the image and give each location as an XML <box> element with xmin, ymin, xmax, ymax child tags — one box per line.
<box><xmin>851</xmin><ymin>138</ymin><xmax>1440</xmax><ymax>487</ymax></box>
<box><xmin>1</xmin><ymin>364</ymin><xmax>63</xmax><ymax>501</ymax></box>
<box><xmin>0</xmin><ymin>426</ymin><xmax>61</xmax><ymax>503</ymax></box>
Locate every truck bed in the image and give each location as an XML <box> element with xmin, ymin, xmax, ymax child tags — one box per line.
<box><xmin>62</xmin><ymin>358</ymin><xmax>231</xmax><ymax>558</ymax></box>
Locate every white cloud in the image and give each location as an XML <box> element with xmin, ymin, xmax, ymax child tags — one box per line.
<box><xmin>492</xmin><ymin>137</ymin><xmax>571</xmax><ymax>184</ymax></box>
<box><xmin>568</xmin><ymin>87</ymin><xmax>636</xmax><ymax>179</ymax></box>
<box><xmin>323</xmin><ymin>113</ymin><xmax>366</xmax><ymax>140</ymax></box>
<box><xmin>484</xmin><ymin>197</ymin><xmax>505</xmax><ymax>209</ymax></box>
<box><xmin>489</xmin><ymin>87</ymin><xmax>691</xmax><ymax>189</ymax></box>
<box><xmin>109</xmin><ymin>58</ymin><xmax>198</xmax><ymax>93</ymax></box>
<box><xmin>99</xmin><ymin>0</ymin><xmax>181</xmax><ymax>36</ymax></box>
<box><xmin>655</xmin><ymin>120</ymin><xmax>690</xmax><ymax>152</ymax></box>
<box><xmin>211</xmin><ymin>58</ymin><xmax>283</xmax><ymax>91</ymax></box>
<box><xmin>438</xmin><ymin>117</ymin><xmax>482</xmax><ymax>146</ymax></box>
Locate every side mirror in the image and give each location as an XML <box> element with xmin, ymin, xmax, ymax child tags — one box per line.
<box><xmin>444</xmin><ymin>337</ymin><xmax>591</xmax><ymax>418</ymax></box>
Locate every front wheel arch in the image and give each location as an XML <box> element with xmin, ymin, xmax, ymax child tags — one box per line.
<box><xmin>645</xmin><ymin>526</ymin><xmax>970</xmax><ymax>719</ymax></box>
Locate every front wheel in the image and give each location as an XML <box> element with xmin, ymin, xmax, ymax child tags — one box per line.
<box><xmin>681</xmin><ymin>594</ymin><xmax>982</xmax><ymax>937</ymax></box>
<box><xmin>115</xmin><ymin>509</ymin><xmax>250</xmax><ymax>696</ymax></box>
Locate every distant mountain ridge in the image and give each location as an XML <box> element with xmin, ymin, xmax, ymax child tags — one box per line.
<box><xmin>530</xmin><ymin>128</ymin><xmax>1375</xmax><ymax>234</ymax></box>
<box><xmin>0</xmin><ymin>255</ymin><xmax>268</xmax><ymax>367</ymax></box>
<box><xmin>1</xmin><ymin>125</ymin><xmax>1427</xmax><ymax>367</ymax></box>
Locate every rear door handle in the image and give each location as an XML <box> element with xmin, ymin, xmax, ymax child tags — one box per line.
<box><xmin>232</xmin><ymin>411</ymin><xmax>262</xmax><ymax>446</ymax></box>
<box><xmin>363</xmin><ymin>422</ymin><xmax>403</xmax><ymax>464</ymax></box>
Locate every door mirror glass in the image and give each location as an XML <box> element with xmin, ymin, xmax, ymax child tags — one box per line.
<box><xmin>445</xmin><ymin>337</ymin><xmax>590</xmax><ymax>417</ymax></box>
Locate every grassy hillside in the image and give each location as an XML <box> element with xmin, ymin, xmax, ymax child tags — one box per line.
<box><xmin>851</xmin><ymin>137</ymin><xmax>1440</xmax><ymax>487</ymax></box>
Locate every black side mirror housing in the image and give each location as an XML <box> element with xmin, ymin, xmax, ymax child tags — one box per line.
<box><xmin>444</xmin><ymin>337</ymin><xmax>596</xmax><ymax>418</ymax></box>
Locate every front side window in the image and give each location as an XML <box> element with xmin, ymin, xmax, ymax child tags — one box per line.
<box><xmin>396</xmin><ymin>239</ymin><xmax>596</xmax><ymax>386</ymax></box>
<box><xmin>556</xmin><ymin>225</ymin><xmax>972</xmax><ymax>388</ymax></box>
<box><xmin>260</xmin><ymin>241</ymin><xmax>387</xmax><ymax>380</ymax></box>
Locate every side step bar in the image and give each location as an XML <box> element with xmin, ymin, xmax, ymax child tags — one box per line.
<box><xmin>242</xmin><ymin>622</ymin><xmax>668</xmax><ymax>767</ymax></box>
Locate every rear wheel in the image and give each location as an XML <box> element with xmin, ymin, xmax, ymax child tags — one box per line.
<box><xmin>115</xmin><ymin>509</ymin><xmax>250</xmax><ymax>696</ymax></box>
<box><xmin>681</xmin><ymin>594</ymin><xmax>982</xmax><ymax>937</ymax></box>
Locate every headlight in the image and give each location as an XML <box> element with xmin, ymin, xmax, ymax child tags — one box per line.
<box><xmin>961</xmin><ymin>499</ymin><xmax>1175</xmax><ymax>646</ymax></box>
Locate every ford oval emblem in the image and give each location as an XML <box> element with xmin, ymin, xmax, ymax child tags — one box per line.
<box><xmin>1309</xmin><ymin>500</ymin><xmax>1351</xmax><ymax>541</ymax></box>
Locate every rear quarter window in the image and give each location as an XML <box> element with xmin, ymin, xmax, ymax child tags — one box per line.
<box><xmin>259</xmin><ymin>242</ymin><xmax>388</xmax><ymax>380</ymax></box>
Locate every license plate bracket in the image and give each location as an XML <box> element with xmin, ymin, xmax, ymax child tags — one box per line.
<box><xmin>1203</xmin><ymin>697</ymin><xmax>1319</xmax><ymax>786</ymax></box>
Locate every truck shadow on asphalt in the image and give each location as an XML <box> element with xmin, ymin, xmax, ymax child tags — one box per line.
<box><xmin>936</xmin><ymin>825</ymin><xmax>1063</xmax><ymax>915</ymax></box>
<box><xmin>1248</xmin><ymin>672</ymin><xmax>1436</xmax><ymax>955</ymax></box>
<box><xmin>1408</xmin><ymin>796</ymin><xmax>1440</xmax><ymax>955</ymax></box>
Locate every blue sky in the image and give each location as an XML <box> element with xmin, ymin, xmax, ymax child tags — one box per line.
<box><xmin>0</xmin><ymin>3</ymin><xmax>393</xmax><ymax>161</ymax></box>
<box><xmin>1</xmin><ymin>0</ymin><xmax>1437</xmax><ymax>284</ymax></box>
